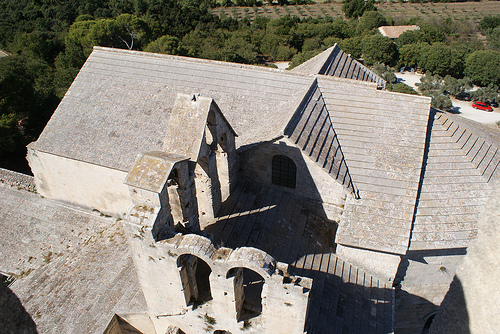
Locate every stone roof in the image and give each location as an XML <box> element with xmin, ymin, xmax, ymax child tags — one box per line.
<box><xmin>30</xmin><ymin>47</ymin><xmax>312</xmax><ymax>172</ymax></box>
<box><xmin>410</xmin><ymin>110</ymin><xmax>499</xmax><ymax>250</ymax></box>
<box><xmin>0</xmin><ymin>184</ymin><xmax>147</xmax><ymax>333</ymax></box>
<box><xmin>285</xmin><ymin>80</ymin><xmax>357</xmax><ymax>194</ymax></box>
<box><xmin>316</xmin><ymin>75</ymin><xmax>432</xmax><ymax>254</ymax></box>
<box><xmin>292</xmin><ymin>45</ymin><xmax>385</xmax><ymax>88</ymax></box>
<box><xmin>378</xmin><ymin>25</ymin><xmax>420</xmax><ymax>39</ymax></box>
<box><xmin>124</xmin><ymin>151</ymin><xmax>188</xmax><ymax>193</ymax></box>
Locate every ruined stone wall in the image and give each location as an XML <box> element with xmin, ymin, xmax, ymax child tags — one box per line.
<box><xmin>126</xmin><ymin>226</ymin><xmax>311</xmax><ymax>334</ymax></box>
<box><xmin>27</xmin><ymin>149</ymin><xmax>134</xmax><ymax>216</ymax></box>
<box><xmin>239</xmin><ymin>138</ymin><xmax>346</xmax><ymax>221</ymax></box>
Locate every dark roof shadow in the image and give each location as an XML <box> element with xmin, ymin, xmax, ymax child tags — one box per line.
<box><xmin>0</xmin><ymin>279</ymin><xmax>37</xmax><ymax>334</ymax></box>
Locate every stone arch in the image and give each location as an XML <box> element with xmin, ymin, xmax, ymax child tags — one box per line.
<box><xmin>271</xmin><ymin>155</ymin><xmax>297</xmax><ymax>189</ymax></box>
<box><xmin>226</xmin><ymin>267</ymin><xmax>265</xmax><ymax>322</ymax></box>
<box><xmin>177</xmin><ymin>254</ymin><xmax>213</xmax><ymax>307</ymax></box>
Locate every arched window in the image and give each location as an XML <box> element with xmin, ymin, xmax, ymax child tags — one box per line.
<box><xmin>177</xmin><ymin>254</ymin><xmax>212</xmax><ymax>307</ymax></box>
<box><xmin>272</xmin><ymin>155</ymin><xmax>297</xmax><ymax>189</ymax></box>
<box><xmin>227</xmin><ymin>268</ymin><xmax>264</xmax><ymax>322</ymax></box>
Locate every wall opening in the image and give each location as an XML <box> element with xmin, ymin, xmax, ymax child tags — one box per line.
<box><xmin>216</xmin><ymin>133</ymin><xmax>230</xmax><ymax>202</ymax></box>
<box><xmin>177</xmin><ymin>254</ymin><xmax>212</xmax><ymax>307</ymax></box>
<box><xmin>194</xmin><ymin>157</ymin><xmax>214</xmax><ymax>221</ymax></box>
<box><xmin>227</xmin><ymin>267</ymin><xmax>264</xmax><ymax>322</ymax></box>
<box><xmin>272</xmin><ymin>155</ymin><xmax>297</xmax><ymax>189</ymax></box>
<box><xmin>167</xmin><ymin>168</ymin><xmax>185</xmax><ymax>226</ymax></box>
<box><xmin>206</xmin><ymin>109</ymin><xmax>217</xmax><ymax>149</ymax></box>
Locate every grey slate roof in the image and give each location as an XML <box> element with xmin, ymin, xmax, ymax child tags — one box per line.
<box><xmin>124</xmin><ymin>151</ymin><xmax>188</xmax><ymax>193</ymax></box>
<box><xmin>30</xmin><ymin>47</ymin><xmax>312</xmax><ymax>172</ymax></box>
<box><xmin>316</xmin><ymin>75</ymin><xmax>432</xmax><ymax>254</ymax></box>
<box><xmin>410</xmin><ymin>110</ymin><xmax>499</xmax><ymax>250</ymax></box>
<box><xmin>285</xmin><ymin>79</ymin><xmax>357</xmax><ymax>194</ymax></box>
<box><xmin>292</xmin><ymin>45</ymin><xmax>385</xmax><ymax>88</ymax></box>
<box><xmin>0</xmin><ymin>184</ymin><xmax>147</xmax><ymax>334</ymax></box>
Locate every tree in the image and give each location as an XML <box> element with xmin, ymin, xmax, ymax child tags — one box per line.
<box><xmin>465</xmin><ymin>50</ymin><xmax>500</xmax><ymax>87</ymax></box>
<box><xmin>415</xmin><ymin>73</ymin><xmax>452</xmax><ymax>111</ymax></box>
<box><xmin>387</xmin><ymin>83</ymin><xmax>419</xmax><ymax>95</ymax></box>
<box><xmin>338</xmin><ymin>36</ymin><xmax>363</xmax><ymax>59</ymax></box>
<box><xmin>361</xmin><ymin>34</ymin><xmax>398</xmax><ymax>66</ymax></box>
<box><xmin>356</xmin><ymin>11</ymin><xmax>388</xmax><ymax>35</ymax></box>
<box><xmin>470</xmin><ymin>84</ymin><xmax>499</xmax><ymax>103</ymax></box>
<box><xmin>418</xmin><ymin>43</ymin><xmax>464</xmax><ymax>77</ymax></box>
<box><xmin>398</xmin><ymin>42</ymin><xmax>426</xmax><ymax>69</ymax></box>
<box><xmin>442</xmin><ymin>75</ymin><xmax>472</xmax><ymax>97</ymax></box>
<box><xmin>144</xmin><ymin>35</ymin><xmax>180</xmax><ymax>54</ymax></box>
<box><xmin>342</xmin><ymin>0</ymin><xmax>376</xmax><ymax>19</ymax></box>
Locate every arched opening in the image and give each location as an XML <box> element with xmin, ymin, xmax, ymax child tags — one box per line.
<box><xmin>272</xmin><ymin>155</ymin><xmax>297</xmax><ymax>189</ymax></box>
<box><xmin>227</xmin><ymin>267</ymin><xmax>264</xmax><ymax>322</ymax></box>
<box><xmin>167</xmin><ymin>168</ymin><xmax>185</xmax><ymax>226</ymax></box>
<box><xmin>177</xmin><ymin>254</ymin><xmax>212</xmax><ymax>307</ymax></box>
<box><xmin>421</xmin><ymin>313</ymin><xmax>436</xmax><ymax>334</ymax></box>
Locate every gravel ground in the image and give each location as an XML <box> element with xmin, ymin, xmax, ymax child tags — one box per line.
<box><xmin>395</xmin><ymin>72</ymin><xmax>500</xmax><ymax>126</ymax></box>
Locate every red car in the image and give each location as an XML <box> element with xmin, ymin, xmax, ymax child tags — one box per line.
<box><xmin>472</xmin><ymin>101</ymin><xmax>493</xmax><ymax>112</ymax></box>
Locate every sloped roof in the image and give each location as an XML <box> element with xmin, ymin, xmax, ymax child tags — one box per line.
<box><xmin>292</xmin><ymin>44</ymin><xmax>385</xmax><ymax>88</ymax></box>
<box><xmin>378</xmin><ymin>25</ymin><xmax>420</xmax><ymax>39</ymax></box>
<box><xmin>315</xmin><ymin>75</ymin><xmax>432</xmax><ymax>254</ymax></box>
<box><xmin>0</xmin><ymin>184</ymin><xmax>147</xmax><ymax>333</ymax></box>
<box><xmin>410</xmin><ymin>110</ymin><xmax>499</xmax><ymax>250</ymax></box>
<box><xmin>30</xmin><ymin>47</ymin><xmax>312</xmax><ymax>172</ymax></box>
<box><xmin>285</xmin><ymin>79</ymin><xmax>357</xmax><ymax>194</ymax></box>
<box><xmin>124</xmin><ymin>151</ymin><xmax>188</xmax><ymax>193</ymax></box>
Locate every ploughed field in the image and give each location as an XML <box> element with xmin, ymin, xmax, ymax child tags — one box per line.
<box><xmin>213</xmin><ymin>1</ymin><xmax>500</xmax><ymax>23</ymax></box>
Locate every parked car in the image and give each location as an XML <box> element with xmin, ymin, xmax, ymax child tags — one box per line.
<box><xmin>472</xmin><ymin>101</ymin><xmax>493</xmax><ymax>112</ymax></box>
<box><xmin>488</xmin><ymin>100</ymin><xmax>499</xmax><ymax>108</ymax></box>
<box><xmin>456</xmin><ymin>92</ymin><xmax>471</xmax><ymax>101</ymax></box>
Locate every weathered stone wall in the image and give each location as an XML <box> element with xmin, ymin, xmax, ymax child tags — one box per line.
<box><xmin>0</xmin><ymin>168</ymin><xmax>36</xmax><ymax>192</ymax></box>
<box><xmin>239</xmin><ymin>137</ymin><xmax>347</xmax><ymax>221</ymax></box>
<box><xmin>430</xmin><ymin>181</ymin><xmax>500</xmax><ymax>334</ymax></box>
<box><xmin>126</xmin><ymin>225</ymin><xmax>311</xmax><ymax>334</ymax></box>
<box><xmin>27</xmin><ymin>148</ymin><xmax>133</xmax><ymax>216</ymax></box>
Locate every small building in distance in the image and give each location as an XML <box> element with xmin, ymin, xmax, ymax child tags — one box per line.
<box><xmin>379</xmin><ymin>25</ymin><xmax>420</xmax><ymax>39</ymax></box>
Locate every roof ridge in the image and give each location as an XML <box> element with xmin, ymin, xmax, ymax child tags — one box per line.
<box><xmin>92</xmin><ymin>46</ymin><xmax>314</xmax><ymax>79</ymax></box>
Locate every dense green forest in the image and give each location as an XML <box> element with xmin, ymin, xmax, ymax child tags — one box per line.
<box><xmin>1</xmin><ymin>0</ymin><xmax>500</xmax><ymax>170</ymax></box>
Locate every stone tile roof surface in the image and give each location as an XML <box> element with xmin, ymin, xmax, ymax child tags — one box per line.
<box><xmin>31</xmin><ymin>47</ymin><xmax>312</xmax><ymax>172</ymax></box>
<box><xmin>0</xmin><ymin>185</ymin><xmax>147</xmax><ymax>334</ymax></box>
<box><xmin>285</xmin><ymin>80</ymin><xmax>356</xmax><ymax>194</ymax></box>
<box><xmin>316</xmin><ymin>76</ymin><xmax>432</xmax><ymax>254</ymax></box>
<box><xmin>410</xmin><ymin>110</ymin><xmax>497</xmax><ymax>250</ymax></box>
<box><xmin>293</xmin><ymin>45</ymin><xmax>385</xmax><ymax>88</ymax></box>
<box><xmin>124</xmin><ymin>151</ymin><xmax>188</xmax><ymax>193</ymax></box>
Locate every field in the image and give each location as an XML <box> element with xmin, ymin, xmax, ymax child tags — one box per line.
<box><xmin>213</xmin><ymin>1</ymin><xmax>500</xmax><ymax>23</ymax></box>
